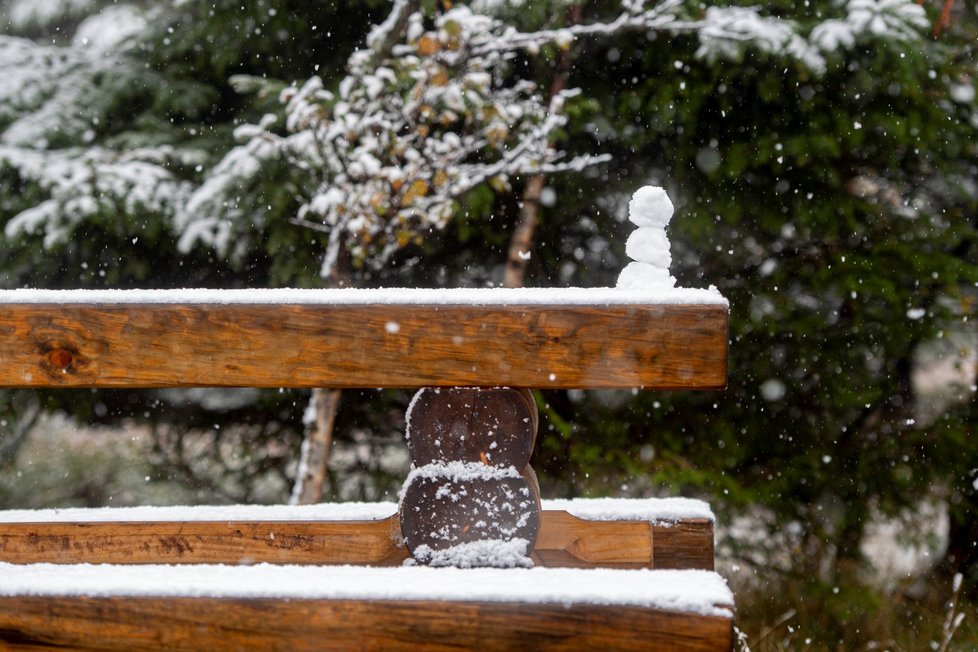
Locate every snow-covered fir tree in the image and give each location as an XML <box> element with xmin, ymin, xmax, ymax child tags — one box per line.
<box><xmin>1</xmin><ymin>0</ymin><xmax>935</xmax><ymax>281</ymax></box>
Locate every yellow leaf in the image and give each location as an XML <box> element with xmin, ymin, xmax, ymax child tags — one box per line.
<box><xmin>403</xmin><ymin>179</ymin><xmax>429</xmax><ymax>204</ymax></box>
<box><xmin>417</xmin><ymin>35</ymin><xmax>439</xmax><ymax>56</ymax></box>
<box><xmin>431</xmin><ymin>68</ymin><xmax>449</xmax><ymax>87</ymax></box>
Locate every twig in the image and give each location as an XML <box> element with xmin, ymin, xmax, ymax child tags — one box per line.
<box><xmin>938</xmin><ymin>573</ymin><xmax>965</xmax><ymax>652</ymax></box>
<box><xmin>755</xmin><ymin>609</ymin><xmax>797</xmax><ymax>646</ymax></box>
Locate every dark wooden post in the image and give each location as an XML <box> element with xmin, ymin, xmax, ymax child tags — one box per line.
<box><xmin>399</xmin><ymin>388</ymin><xmax>541</xmax><ymax>566</ymax></box>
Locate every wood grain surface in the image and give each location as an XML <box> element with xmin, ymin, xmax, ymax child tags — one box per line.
<box><xmin>0</xmin><ymin>596</ymin><xmax>734</xmax><ymax>651</ymax></box>
<box><xmin>406</xmin><ymin>387</ymin><xmax>538</xmax><ymax>467</ymax></box>
<box><xmin>0</xmin><ymin>510</ymin><xmax>713</xmax><ymax>569</ymax></box>
<box><xmin>652</xmin><ymin>518</ymin><xmax>716</xmax><ymax>571</ymax></box>
<box><xmin>0</xmin><ymin>303</ymin><xmax>727</xmax><ymax>389</ymax></box>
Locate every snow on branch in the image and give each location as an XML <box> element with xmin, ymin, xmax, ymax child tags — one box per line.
<box><xmin>5</xmin><ymin>0</ymin><xmax>98</xmax><ymax>33</ymax></box>
<box><xmin>810</xmin><ymin>0</ymin><xmax>928</xmax><ymax>52</ymax></box>
<box><xmin>182</xmin><ymin>5</ymin><xmax>615</xmax><ymax>277</ymax></box>
<box><xmin>0</xmin><ymin>9</ymin><xmax>201</xmax><ymax>251</ymax></box>
<box><xmin>1</xmin><ymin>145</ymin><xmax>197</xmax><ymax>248</ymax></box>
<box><xmin>177</xmin><ymin>0</ymin><xmax>875</xmax><ymax>278</ymax></box>
<box><xmin>461</xmin><ymin>1</ymin><xmax>828</xmax><ymax>73</ymax></box>
<box><xmin>0</xmin><ymin>7</ymin><xmax>149</xmax><ymax>148</ymax></box>
<box><xmin>174</xmin><ymin>115</ymin><xmax>283</xmax><ymax>258</ymax></box>
<box><xmin>692</xmin><ymin>6</ymin><xmax>826</xmax><ymax>74</ymax></box>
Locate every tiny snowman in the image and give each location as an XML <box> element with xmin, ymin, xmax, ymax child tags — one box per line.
<box><xmin>616</xmin><ymin>185</ymin><xmax>676</xmax><ymax>290</ymax></box>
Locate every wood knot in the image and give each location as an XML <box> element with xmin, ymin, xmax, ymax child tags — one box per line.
<box><xmin>45</xmin><ymin>348</ymin><xmax>75</xmax><ymax>371</ymax></box>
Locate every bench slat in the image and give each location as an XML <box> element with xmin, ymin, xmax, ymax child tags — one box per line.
<box><xmin>0</xmin><ymin>596</ymin><xmax>733</xmax><ymax>651</ymax></box>
<box><xmin>0</xmin><ymin>303</ymin><xmax>727</xmax><ymax>389</ymax></box>
<box><xmin>0</xmin><ymin>511</ymin><xmax>713</xmax><ymax>570</ymax></box>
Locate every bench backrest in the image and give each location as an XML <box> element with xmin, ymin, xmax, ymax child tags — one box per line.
<box><xmin>0</xmin><ymin>289</ymin><xmax>728</xmax><ymax>390</ymax></box>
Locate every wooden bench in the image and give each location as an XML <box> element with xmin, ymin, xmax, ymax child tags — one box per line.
<box><xmin>0</xmin><ymin>287</ymin><xmax>731</xmax><ymax>650</ymax></box>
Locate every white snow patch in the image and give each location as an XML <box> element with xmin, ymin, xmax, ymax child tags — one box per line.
<box><xmin>695</xmin><ymin>6</ymin><xmax>826</xmax><ymax>74</ymax></box>
<box><xmin>0</xmin><ymin>563</ymin><xmax>734</xmax><ymax>616</ymax></box>
<box><xmin>0</xmin><ymin>502</ymin><xmax>397</xmax><ymax>524</ymax></box>
<box><xmin>404</xmin><ymin>461</ymin><xmax>522</xmax><ymax>486</ymax></box>
<box><xmin>6</xmin><ymin>0</ymin><xmax>95</xmax><ymax>31</ymax></box>
<box><xmin>950</xmin><ymin>83</ymin><xmax>976</xmax><ymax>104</ymax></box>
<box><xmin>0</xmin><ymin>286</ymin><xmax>727</xmax><ymax>306</ymax></box>
<box><xmin>410</xmin><ymin>538</ymin><xmax>532</xmax><ymax>569</ymax></box>
<box><xmin>546</xmin><ymin>497</ymin><xmax>715</xmax><ymax>524</ymax></box>
<box><xmin>0</xmin><ymin>498</ymin><xmax>714</xmax><ymax>524</ymax></box>
<box><xmin>72</xmin><ymin>5</ymin><xmax>147</xmax><ymax>51</ymax></box>
<box><xmin>860</xmin><ymin>500</ymin><xmax>949</xmax><ymax>588</ymax></box>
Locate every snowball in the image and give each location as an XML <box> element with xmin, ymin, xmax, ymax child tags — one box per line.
<box><xmin>625</xmin><ymin>227</ymin><xmax>671</xmax><ymax>268</ymax></box>
<box><xmin>616</xmin><ymin>262</ymin><xmax>676</xmax><ymax>290</ymax></box>
<box><xmin>628</xmin><ymin>186</ymin><xmax>674</xmax><ymax>228</ymax></box>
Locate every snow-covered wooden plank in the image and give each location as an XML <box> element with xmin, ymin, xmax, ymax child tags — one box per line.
<box><xmin>0</xmin><ymin>597</ymin><xmax>733</xmax><ymax>651</ymax></box>
<box><xmin>0</xmin><ymin>497</ymin><xmax>716</xmax><ymax>523</ymax></box>
<box><xmin>0</xmin><ymin>511</ymin><xmax>710</xmax><ymax>570</ymax></box>
<box><xmin>0</xmin><ymin>565</ymin><xmax>734</xmax><ymax>651</ymax></box>
<box><xmin>0</xmin><ymin>499</ymin><xmax>713</xmax><ymax>569</ymax></box>
<box><xmin>0</xmin><ymin>287</ymin><xmax>728</xmax><ymax>306</ymax></box>
<box><xmin>0</xmin><ymin>289</ymin><xmax>728</xmax><ymax>389</ymax></box>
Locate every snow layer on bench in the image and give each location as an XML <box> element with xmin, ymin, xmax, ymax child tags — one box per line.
<box><xmin>0</xmin><ymin>502</ymin><xmax>398</xmax><ymax>523</ymax></box>
<box><xmin>0</xmin><ymin>285</ymin><xmax>727</xmax><ymax>306</ymax></box>
<box><xmin>0</xmin><ymin>497</ymin><xmax>712</xmax><ymax>524</ymax></box>
<box><xmin>547</xmin><ymin>497</ymin><xmax>715</xmax><ymax>524</ymax></box>
<box><xmin>0</xmin><ymin>563</ymin><xmax>733</xmax><ymax>617</ymax></box>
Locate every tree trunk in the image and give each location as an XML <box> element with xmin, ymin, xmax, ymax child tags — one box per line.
<box><xmin>502</xmin><ymin>5</ymin><xmax>579</xmax><ymax>289</ymax></box>
<box><xmin>288</xmin><ymin>0</ymin><xmax>428</xmax><ymax>507</ymax></box>
<box><xmin>290</xmin><ymin>387</ymin><xmax>342</xmax><ymax>505</ymax></box>
<box><xmin>503</xmin><ymin>176</ymin><xmax>545</xmax><ymax>289</ymax></box>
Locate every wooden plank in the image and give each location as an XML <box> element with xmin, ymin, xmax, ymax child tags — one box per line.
<box><xmin>0</xmin><ymin>596</ymin><xmax>734</xmax><ymax>651</ymax></box>
<box><xmin>653</xmin><ymin>518</ymin><xmax>716</xmax><ymax>571</ymax></box>
<box><xmin>534</xmin><ymin>510</ymin><xmax>652</xmax><ymax>568</ymax></box>
<box><xmin>0</xmin><ymin>511</ymin><xmax>712</xmax><ymax>569</ymax></box>
<box><xmin>0</xmin><ymin>516</ymin><xmax>405</xmax><ymax>566</ymax></box>
<box><xmin>0</xmin><ymin>303</ymin><xmax>727</xmax><ymax>389</ymax></box>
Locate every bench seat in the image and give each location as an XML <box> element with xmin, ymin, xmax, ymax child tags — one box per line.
<box><xmin>0</xmin><ymin>563</ymin><xmax>733</xmax><ymax>651</ymax></box>
<box><xmin>0</xmin><ymin>498</ymin><xmax>715</xmax><ymax>570</ymax></box>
